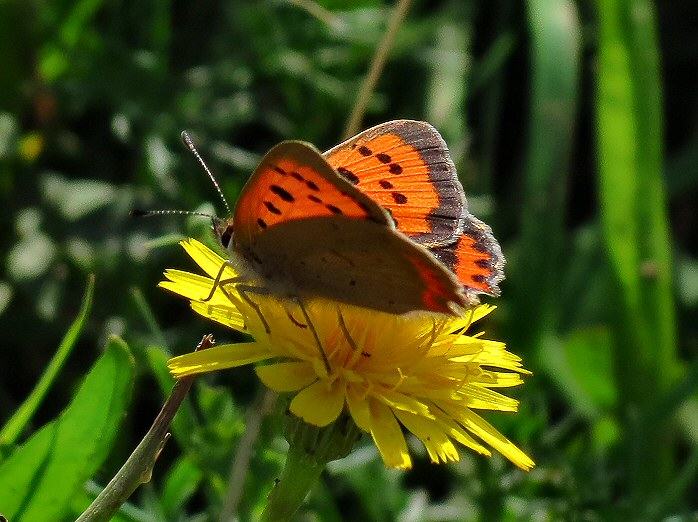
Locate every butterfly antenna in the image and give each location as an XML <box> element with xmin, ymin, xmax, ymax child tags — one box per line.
<box><xmin>181</xmin><ymin>131</ymin><xmax>232</xmax><ymax>215</ymax></box>
<box><xmin>130</xmin><ymin>209</ymin><xmax>215</xmax><ymax>219</ymax></box>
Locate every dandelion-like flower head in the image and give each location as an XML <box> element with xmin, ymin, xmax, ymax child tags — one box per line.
<box><xmin>162</xmin><ymin>239</ymin><xmax>534</xmax><ymax>471</ymax></box>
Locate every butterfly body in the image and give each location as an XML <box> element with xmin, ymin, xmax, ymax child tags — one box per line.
<box><xmin>214</xmin><ymin>121</ymin><xmax>504</xmax><ymax>316</ymax></box>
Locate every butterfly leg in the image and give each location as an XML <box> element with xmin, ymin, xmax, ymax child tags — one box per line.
<box><xmin>337</xmin><ymin>309</ymin><xmax>358</xmax><ymax>352</ymax></box>
<box><xmin>202</xmin><ymin>259</ymin><xmax>237</xmax><ymax>302</ymax></box>
<box><xmin>337</xmin><ymin>308</ymin><xmax>371</xmax><ymax>358</ymax></box>
<box><xmin>285</xmin><ymin>309</ymin><xmax>308</xmax><ymax>329</ymax></box>
<box><xmin>230</xmin><ymin>284</ymin><xmax>273</xmax><ymax>334</ymax></box>
<box><xmin>294</xmin><ymin>298</ymin><xmax>331</xmax><ymax>375</ymax></box>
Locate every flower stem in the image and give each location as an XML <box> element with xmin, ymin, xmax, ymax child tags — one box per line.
<box><xmin>259</xmin><ymin>446</ymin><xmax>325</xmax><ymax>522</ymax></box>
<box><xmin>75</xmin><ymin>334</ymin><xmax>213</xmax><ymax>522</ymax></box>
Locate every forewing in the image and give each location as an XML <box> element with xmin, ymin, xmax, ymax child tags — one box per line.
<box><xmin>324</xmin><ymin>120</ymin><xmax>466</xmax><ymax>246</ymax></box>
<box><xmin>233</xmin><ymin>141</ymin><xmax>391</xmax><ymax>247</ymax></box>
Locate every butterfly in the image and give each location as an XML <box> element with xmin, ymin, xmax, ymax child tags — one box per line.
<box><xmin>210</xmin><ymin>120</ymin><xmax>504</xmax><ymax>317</ymax></box>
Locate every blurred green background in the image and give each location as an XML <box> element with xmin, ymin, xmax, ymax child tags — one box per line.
<box><xmin>1</xmin><ymin>0</ymin><xmax>697</xmax><ymax>520</ymax></box>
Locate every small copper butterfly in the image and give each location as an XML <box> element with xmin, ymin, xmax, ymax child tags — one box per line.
<box><xmin>209</xmin><ymin>120</ymin><xmax>504</xmax><ymax>316</ymax></box>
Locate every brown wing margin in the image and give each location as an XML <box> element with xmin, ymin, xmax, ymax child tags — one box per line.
<box><xmin>429</xmin><ymin>214</ymin><xmax>505</xmax><ymax>302</ymax></box>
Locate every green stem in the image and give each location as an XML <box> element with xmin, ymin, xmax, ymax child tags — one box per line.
<box><xmin>341</xmin><ymin>0</ymin><xmax>411</xmax><ymax>140</ymax></box>
<box><xmin>75</xmin><ymin>334</ymin><xmax>213</xmax><ymax>522</ymax></box>
<box><xmin>259</xmin><ymin>446</ymin><xmax>325</xmax><ymax>522</ymax></box>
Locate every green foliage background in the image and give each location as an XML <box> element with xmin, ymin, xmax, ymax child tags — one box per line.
<box><xmin>1</xmin><ymin>0</ymin><xmax>697</xmax><ymax>520</ymax></box>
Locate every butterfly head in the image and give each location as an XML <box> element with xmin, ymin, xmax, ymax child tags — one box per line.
<box><xmin>212</xmin><ymin>216</ymin><xmax>235</xmax><ymax>253</ymax></box>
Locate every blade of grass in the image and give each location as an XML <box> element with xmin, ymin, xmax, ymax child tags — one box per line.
<box><xmin>595</xmin><ymin>0</ymin><xmax>677</xmax><ymax>504</ymax></box>
<box><xmin>0</xmin><ymin>274</ymin><xmax>95</xmax><ymax>447</ymax></box>
<box><xmin>342</xmin><ymin>0</ymin><xmax>412</xmax><ymax>139</ymax></box>
<box><xmin>0</xmin><ymin>336</ymin><xmax>134</xmax><ymax>521</ymax></box>
<box><xmin>510</xmin><ymin>0</ymin><xmax>580</xmax><ymax>347</ymax></box>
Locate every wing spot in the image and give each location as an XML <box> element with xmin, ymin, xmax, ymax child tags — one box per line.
<box><xmin>326</xmin><ymin>204</ymin><xmax>343</xmax><ymax>215</ymax></box>
<box><xmin>472</xmin><ymin>241</ymin><xmax>491</xmax><ymax>254</ymax></box>
<box><xmin>358</xmin><ymin>145</ymin><xmax>372</xmax><ymax>156</ymax></box>
<box><xmin>290</xmin><ymin>171</ymin><xmax>304</xmax><ymax>181</ymax></box>
<box><xmin>376</xmin><ymin>153</ymin><xmax>391</xmax><ymax>163</ymax></box>
<box><xmin>308</xmin><ymin>194</ymin><xmax>322</xmax><ymax>203</ymax></box>
<box><xmin>389</xmin><ymin>163</ymin><xmax>403</xmax><ymax>175</ymax></box>
<box><xmin>264</xmin><ymin>201</ymin><xmax>282</xmax><ymax>215</ymax></box>
<box><xmin>391</xmin><ymin>192</ymin><xmax>408</xmax><ymax>204</ymax></box>
<box><xmin>378</xmin><ymin>179</ymin><xmax>394</xmax><ymax>189</ymax></box>
<box><xmin>306</xmin><ymin>180</ymin><xmax>320</xmax><ymax>191</ymax></box>
<box><xmin>337</xmin><ymin>167</ymin><xmax>360</xmax><ymax>185</ymax></box>
<box><xmin>270</xmin><ymin>184</ymin><xmax>295</xmax><ymax>202</ymax></box>
<box><xmin>475</xmin><ymin>259</ymin><xmax>491</xmax><ymax>269</ymax></box>
<box><xmin>471</xmin><ymin>274</ymin><xmax>486</xmax><ymax>283</ymax></box>
<box><xmin>349</xmin><ymin>280</ymin><xmax>357</xmax><ymax>286</ymax></box>
<box><xmin>257</xmin><ymin>218</ymin><xmax>268</xmax><ymax>229</ymax></box>
<box><xmin>273</xmin><ymin>165</ymin><xmax>287</xmax><ymax>175</ymax></box>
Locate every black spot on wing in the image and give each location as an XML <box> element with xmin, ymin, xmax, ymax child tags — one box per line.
<box><xmin>391</xmin><ymin>192</ymin><xmax>408</xmax><ymax>204</ymax></box>
<box><xmin>388</xmin><ymin>163</ymin><xmax>403</xmax><ymax>175</ymax></box>
<box><xmin>264</xmin><ymin>201</ymin><xmax>282</xmax><ymax>215</ymax></box>
<box><xmin>337</xmin><ymin>167</ymin><xmax>359</xmax><ymax>185</ymax></box>
<box><xmin>270</xmin><ymin>184</ymin><xmax>295</xmax><ymax>202</ymax></box>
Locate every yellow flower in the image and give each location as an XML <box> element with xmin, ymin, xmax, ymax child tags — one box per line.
<box><xmin>162</xmin><ymin>238</ymin><xmax>534</xmax><ymax>471</ymax></box>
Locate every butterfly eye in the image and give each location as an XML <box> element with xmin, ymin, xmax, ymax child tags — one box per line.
<box><xmin>212</xmin><ymin>217</ymin><xmax>235</xmax><ymax>251</ymax></box>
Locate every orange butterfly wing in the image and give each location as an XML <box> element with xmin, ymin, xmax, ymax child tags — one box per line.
<box><xmin>324</xmin><ymin>120</ymin><xmax>505</xmax><ymax>299</ymax></box>
<box><xmin>233</xmin><ymin>141</ymin><xmax>390</xmax><ymax>247</ymax></box>
<box><xmin>430</xmin><ymin>215</ymin><xmax>505</xmax><ymax>301</ymax></box>
<box><xmin>324</xmin><ymin>120</ymin><xmax>466</xmax><ymax>247</ymax></box>
<box><xmin>231</xmin><ymin>140</ymin><xmax>468</xmax><ymax>314</ymax></box>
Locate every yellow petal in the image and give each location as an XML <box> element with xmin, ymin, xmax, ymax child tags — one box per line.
<box><xmin>190</xmin><ymin>301</ymin><xmax>246</xmax><ymax>332</ymax></box>
<box><xmin>159</xmin><ymin>270</ymin><xmax>215</xmax><ymax>301</ymax></box>
<box><xmin>431</xmin><ymin>410</ymin><xmax>491</xmax><ymax>456</ymax></box>
<box><xmin>461</xmin><ymin>303</ymin><xmax>495</xmax><ymax>325</ymax></box>
<box><xmin>438</xmin><ymin>401</ymin><xmax>535</xmax><ymax>471</ymax></box>
<box><xmin>374</xmin><ymin>387</ymin><xmax>433</xmax><ymax>418</ymax></box>
<box><xmin>346</xmin><ymin>384</ymin><xmax>371</xmax><ymax>432</ymax></box>
<box><xmin>368</xmin><ymin>400</ymin><xmax>411</xmax><ymax>469</ymax></box>
<box><xmin>168</xmin><ymin>342</ymin><xmax>273</xmax><ymax>378</ymax></box>
<box><xmin>458</xmin><ymin>384</ymin><xmax>520</xmax><ymax>412</ymax></box>
<box><xmin>256</xmin><ymin>362</ymin><xmax>317</xmax><ymax>392</ymax></box>
<box><xmin>394</xmin><ymin>409</ymin><xmax>460</xmax><ymax>464</ymax></box>
<box><xmin>181</xmin><ymin>239</ymin><xmax>236</xmax><ymax>279</ymax></box>
<box><xmin>290</xmin><ymin>379</ymin><xmax>345</xmax><ymax>427</ymax></box>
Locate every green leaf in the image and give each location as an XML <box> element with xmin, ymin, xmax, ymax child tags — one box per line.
<box><xmin>0</xmin><ymin>336</ymin><xmax>134</xmax><ymax>522</ymax></box>
<box><xmin>160</xmin><ymin>456</ymin><xmax>203</xmax><ymax>517</ymax></box>
<box><xmin>510</xmin><ymin>0</ymin><xmax>580</xmax><ymax>347</ymax></box>
<box><xmin>539</xmin><ymin>328</ymin><xmax>617</xmax><ymax>418</ymax></box>
<box><xmin>595</xmin><ymin>0</ymin><xmax>677</xmax><ymax>501</ymax></box>
<box><xmin>0</xmin><ymin>275</ymin><xmax>94</xmax><ymax>447</ymax></box>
